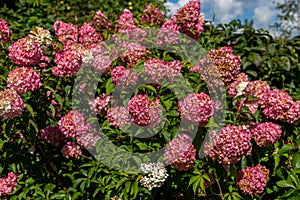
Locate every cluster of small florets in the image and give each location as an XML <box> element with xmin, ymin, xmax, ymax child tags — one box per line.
<box><xmin>157</xmin><ymin>20</ymin><xmax>180</xmax><ymax>46</ymax></box>
<box><xmin>144</xmin><ymin>59</ymin><xmax>182</xmax><ymax>83</ymax></box>
<box><xmin>0</xmin><ymin>172</ymin><xmax>18</xmax><ymax>197</ymax></box>
<box><xmin>89</xmin><ymin>93</ymin><xmax>111</xmax><ymax>115</ymax></box>
<box><xmin>58</xmin><ymin>110</ymin><xmax>90</xmax><ymax>138</ymax></box>
<box><xmin>286</xmin><ymin>100</ymin><xmax>300</xmax><ymax>123</ymax></box>
<box><xmin>127</xmin><ymin>94</ymin><xmax>154</xmax><ymax>126</ymax></box>
<box><xmin>119</xmin><ymin>42</ymin><xmax>150</xmax><ymax>67</ymax></box>
<box><xmin>148</xmin><ymin>97</ymin><xmax>163</xmax><ymax>128</ymax></box>
<box><xmin>172</xmin><ymin>0</ymin><xmax>204</xmax><ymax>40</ymax></box>
<box><xmin>53</xmin><ymin>20</ymin><xmax>79</xmax><ymax>46</ymax></box>
<box><xmin>237</xmin><ymin>164</ymin><xmax>269</xmax><ymax>195</ymax></box>
<box><xmin>227</xmin><ymin>73</ymin><xmax>249</xmax><ymax>98</ymax></box>
<box><xmin>92</xmin><ymin>10</ymin><xmax>111</xmax><ymax>30</ymax></box>
<box><xmin>6</xmin><ymin>67</ymin><xmax>42</xmax><ymax>94</ymax></box>
<box><xmin>141</xmin><ymin>5</ymin><xmax>165</xmax><ymax>25</ymax></box>
<box><xmin>61</xmin><ymin>141</ymin><xmax>82</xmax><ymax>159</ymax></box>
<box><xmin>107</xmin><ymin>106</ymin><xmax>131</xmax><ymax>129</ymax></box>
<box><xmin>261</xmin><ymin>89</ymin><xmax>294</xmax><ymax>121</ymax></box>
<box><xmin>76</xmin><ymin>131</ymin><xmax>101</xmax><ymax>149</ymax></box>
<box><xmin>243</xmin><ymin>80</ymin><xmax>271</xmax><ymax>99</ymax></box>
<box><xmin>91</xmin><ymin>44</ymin><xmax>112</xmax><ymax>73</ymax></box>
<box><xmin>8</xmin><ymin>37</ymin><xmax>43</xmax><ymax>67</ymax></box>
<box><xmin>28</xmin><ymin>26</ymin><xmax>52</xmax><ymax>53</ymax></box>
<box><xmin>164</xmin><ymin>134</ymin><xmax>196</xmax><ymax>171</ymax></box>
<box><xmin>251</xmin><ymin>122</ymin><xmax>282</xmax><ymax>147</ymax></box>
<box><xmin>115</xmin><ymin>9</ymin><xmax>138</xmax><ymax>33</ymax></box>
<box><xmin>0</xmin><ymin>18</ymin><xmax>12</xmax><ymax>43</ymax></box>
<box><xmin>111</xmin><ymin>66</ymin><xmax>139</xmax><ymax>89</ymax></box>
<box><xmin>52</xmin><ymin>48</ymin><xmax>82</xmax><ymax>77</ymax></box>
<box><xmin>79</xmin><ymin>23</ymin><xmax>103</xmax><ymax>48</ymax></box>
<box><xmin>178</xmin><ymin>92</ymin><xmax>213</xmax><ymax>126</ymax></box>
<box><xmin>208</xmin><ymin>46</ymin><xmax>241</xmax><ymax>84</ymax></box>
<box><xmin>0</xmin><ymin>89</ymin><xmax>25</xmax><ymax>120</ymax></box>
<box><xmin>140</xmin><ymin>162</ymin><xmax>169</xmax><ymax>190</ymax></box>
<box><xmin>205</xmin><ymin>124</ymin><xmax>252</xmax><ymax>165</ymax></box>
<box><xmin>40</xmin><ymin>125</ymin><xmax>65</xmax><ymax>147</ymax></box>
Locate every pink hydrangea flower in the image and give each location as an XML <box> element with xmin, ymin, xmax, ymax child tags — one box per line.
<box><xmin>172</xmin><ymin>0</ymin><xmax>204</xmax><ymax>40</ymax></box>
<box><xmin>92</xmin><ymin>10</ymin><xmax>111</xmax><ymax>30</ymax></box>
<box><xmin>261</xmin><ymin>89</ymin><xmax>293</xmax><ymax>121</ymax></box>
<box><xmin>53</xmin><ymin>20</ymin><xmax>79</xmax><ymax>46</ymax></box>
<box><xmin>91</xmin><ymin>44</ymin><xmax>112</xmax><ymax>73</ymax></box>
<box><xmin>61</xmin><ymin>141</ymin><xmax>82</xmax><ymax>159</ymax></box>
<box><xmin>144</xmin><ymin>59</ymin><xmax>182</xmax><ymax>83</ymax></box>
<box><xmin>243</xmin><ymin>80</ymin><xmax>271</xmax><ymax>99</ymax></box>
<box><xmin>157</xmin><ymin>20</ymin><xmax>180</xmax><ymax>46</ymax></box>
<box><xmin>107</xmin><ymin>106</ymin><xmax>131</xmax><ymax>129</ymax></box>
<box><xmin>0</xmin><ymin>88</ymin><xmax>25</xmax><ymax>120</ymax></box>
<box><xmin>205</xmin><ymin>124</ymin><xmax>252</xmax><ymax>165</ymax></box>
<box><xmin>164</xmin><ymin>134</ymin><xmax>196</xmax><ymax>171</ymax></box>
<box><xmin>7</xmin><ymin>67</ymin><xmax>42</xmax><ymax>95</ymax></box>
<box><xmin>227</xmin><ymin>73</ymin><xmax>249</xmax><ymax>98</ymax></box>
<box><xmin>111</xmin><ymin>66</ymin><xmax>139</xmax><ymax>89</ymax></box>
<box><xmin>115</xmin><ymin>9</ymin><xmax>138</xmax><ymax>33</ymax></box>
<box><xmin>52</xmin><ymin>48</ymin><xmax>82</xmax><ymax>77</ymax></box>
<box><xmin>178</xmin><ymin>92</ymin><xmax>213</xmax><ymax>126</ymax></box>
<box><xmin>76</xmin><ymin>131</ymin><xmax>101</xmax><ymax>149</ymax></box>
<box><xmin>141</xmin><ymin>5</ymin><xmax>165</xmax><ymax>25</ymax></box>
<box><xmin>58</xmin><ymin>110</ymin><xmax>90</xmax><ymax>138</ymax></box>
<box><xmin>128</xmin><ymin>94</ymin><xmax>162</xmax><ymax>127</ymax></box>
<box><xmin>0</xmin><ymin>18</ymin><xmax>12</xmax><ymax>43</ymax></box>
<box><xmin>79</xmin><ymin>23</ymin><xmax>103</xmax><ymax>48</ymax></box>
<box><xmin>208</xmin><ymin>46</ymin><xmax>241</xmax><ymax>84</ymax></box>
<box><xmin>286</xmin><ymin>100</ymin><xmax>300</xmax><ymax>123</ymax></box>
<box><xmin>119</xmin><ymin>42</ymin><xmax>150</xmax><ymax>67</ymax></box>
<box><xmin>8</xmin><ymin>37</ymin><xmax>43</xmax><ymax>67</ymax></box>
<box><xmin>89</xmin><ymin>93</ymin><xmax>111</xmax><ymax>115</ymax></box>
<box><xmin>40</xmin><ymin>125</ymin><xmax>65</xmax><ymax>147</ymax></box>
<box><xmin>0</xmin><ymin>172</ymin><xmax>18</xmax><ymax>197</ymax></box>
<box><xmin>237</xmin><ymin>164</ymin><xmax>269</xmax><ymax>195</ymax></box>
<box><xmin>251</xmin><ymin>122</ymin><xmax>282</xmax><ymax>147</ymax></box>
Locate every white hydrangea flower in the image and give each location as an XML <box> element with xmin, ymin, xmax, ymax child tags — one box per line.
<box><xmin>140</xmin><ymin>162</ymin><xmax>168</xmax><ymax>190</ymax></box>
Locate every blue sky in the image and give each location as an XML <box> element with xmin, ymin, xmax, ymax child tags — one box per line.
<box><xmin>165</xmin><ymin>0</ymin><xmax>287</xmax><ymax>32</ymax></box>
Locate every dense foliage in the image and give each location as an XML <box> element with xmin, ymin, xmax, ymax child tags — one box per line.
<box><xmin>0</xmin><ymin>0</ymin><xmax>299</xmax><ymax>199</ymax></box>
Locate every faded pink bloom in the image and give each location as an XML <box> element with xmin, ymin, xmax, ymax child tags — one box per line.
<box><xmin>7</xmin><ymin>67</ymin><xmax>41</xmax><ymax>95</ymax></box>
<box><xmin>8</xmin><ymin>37</ymin><xmax>43</xmax><ymax>67</ymax></box>
<box><xmin>39</xmin><ymin>55</ymin><xmax>51</xmax><ymax>68</ymax></box>
<box><xmin>0</xmin><ymin>172</ymin><xmax>18</xmax><ymax>197</ymax></box>
<box><xmin>111</xmin><ymin>66</ymin><xmax>139</xmax><ymax>89</ymax></box>
<box><xmin>261</xmin><ymin>89</ymin><xmax>293</xmax><ymax>121</ymax></box>
<box><xmin>0</xmin><ymin>18</ymin><xmax>12</xmax><ymax>43</ymax></box>
<box><xmin>172</xmin><ymin>0</ymin><xmax>204</xmax><ymax>40</ymax></box>
<box><xmin>79</xmin><ymin>23</ymin><xmax>103</xmax><ymax>48</ymax></box>
<box><xmin>178</xmin><ymin>93</ymin><xmax>213</xmax><ymax>126</ymax></box>
<box><xmin>157</xmin><ymin>20</ymin><xmax>180</xmax><ymax>46</ymax></box>
<box><xmin>92</xmin><ymin>44</ymin><xmax>112</xmax><ymax>73</ymax></box>
<box><xmin>119</xmin><ymin>42</ymin><xmax>150</xmax><ymax>67</ymax></box>
<box><xmin>92</xmin><ymin>10</ymin><xmax>111</xmax><ymax>30</ymax></box>
<box><xmin>40</xmin><ymin>125</ymin><xmax>65</xmax><ymax>147</ymax></box>
<box><xmin>227</xmin><ymin>73</ymin><xmax>249</xmax><ymax>98</ymax></box>
<box><xmin>141</xmin><ymin>5</ymin><xmax>165</xmax><ymax>25</ymax></box>
<box><xmin>61</xmin><ymin>141</ymin><xmax>82</xmax><ymax>159</ymax></box>
<box><xmin>205</xmin><ymin>124</ymin><xmax>252</xmax><ymax>165</ymax></box>
<box><xmin>107</xmin><ymin>106</ymin><xmax>131</xmax><ymax>129</ymax></box>
<box><xmin>243</xmin><ymin>80</ymin><xmax>271</xmax><ymax>99</ymax></box>
<box><xmin>286</xmin><ymin>100</ymin><xmax>300</xmax><ymax>123</ymax></box>
<box><xmin>58</xmin><ymin>110</ymin><xmax>90</xmax><ymax>138</ymax></box>
<box><xmin>53</xmin><ymin>20</ymin><xmax>78</xmax><ymax>46</ymax></box>
<box><xmin>52</xmin><ymin>48</ymin><xmax>82</xmax><ymax>77</ymax></box>
<box><xmin>144</xmin><ymin>59</ymin><xmax>182</xmax><ymax>83</ymax></box>
<box><xmin>76</xmin><ymin>131</ymin><xmax>100</xmax><ymax>149</ymax></box>
<box><xmin>164</xmin><ymin>134</ymin><xmax>196</xmax><ymax>171</ymax></box>
<box><xmin>251</xmin><ymin>122</ymin><xmax>282</xmax><ymax>147</ymax></box>
<box><xmin>237</xmin><ymin>164</ymin><xmax>269</xmax><ymax>195</ymax></box>
<box><xmin>0</xmin><ymin>89</ymin><xmax>25</xmax><ymax>120</ymax></box>
<box><xmin>89</xmin><ymin>93</ymin><xmax>111</xmax><ymax>115</ymax></box>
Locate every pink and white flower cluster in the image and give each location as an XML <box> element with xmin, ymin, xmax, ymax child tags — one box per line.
<box><xmin>79</xmin><ymin>23</ymin><xmax>103</xmax><ymax>48</ymax></box>
<box><xmin>61</xmin><ymin>141</ymin><xmax>82</xmax><ymax>159</ymax></box>
<box><xmin>205</xmin><ymin>124</ymin><xmax>252</xmax><ymax>165</ymax></box>
<box><xmin>144</xmin><ymin>59</ymin><xmax>182</xmax><ymax>83</ymax></box>
<box><xmin>92</xmin><ymin>10</ymin><xmax>111</xmax><ymax>30</ymax></box>
<box><xmin>89</xmin><ymin>93</ymin><xmax>111</xmax><ymax>115</ymax></box>
<box><xmin>164</xmin><ymin>134</ymin><xmax>196</xmax><ymax>171</ymax></box>
<box><xmin>0</xmin><ymin>172</ymin><xmax>18</xmax><ymax>197</ymax></box>
<box><xmin>8</xmin><ymin>37</ymin><xmax>43</xmax><ymax>67</ymax></box>
<box><xmin>0</xmin><ymin>18</ymin><xmax>12</xmax><ymax>43</ymax></box>
<box><xmin>141</xmin><ymin>5</ymin><xmax>165</xmax><ymax>25</ymax></box>
<box><xmin>0</xmin><ymin>89</ymin><xmax>25</xmax><ymax>119</ymax></box>
<box><xmin>119</xmin><ymin>42</ymin><xmax>150</xmax><ymax>67</ymax></box>
<box><xmin>251</xmin><ymin>122</ymin><xmax>282</xmax><ymax>147</ymax></box>
<box><xmin>178</xmin><ymin>92</ymin><xmax>213</xmax><ymax>126</ymax></box>
<box><xmin>111</xmin><ymin>66</ymin><xmax>139</xmax><ymax>89</ymax></box>
<box><xmin>53</xmin><ymin>20</ymin><xmax>79</xmax><ymax>46</ymax></box>
<box><xmin>107</xmin><ymin>106</ymin><xmax>131</xmax><ymax>129</ymax></box>
<box><xmin>237</xmin><ymin>164</ymin><xmax>269</xmax><ymax>195</ymax></box>
<box><xmin>140</xmin><ymin>162</ymin><xmax>168</xmax><ymax>190</ymax></box>
<box><xmin>6</xmin><ymin>67</ymin><xmax>42</xmax><ymax>94</ymax></box>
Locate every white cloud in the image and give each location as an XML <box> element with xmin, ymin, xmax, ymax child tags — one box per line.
<box><xmin>253</xmin><ymin>6</ymin><xmax>276</xmax><ymax>29</ymax></box>
<box><xmin>164</xmin><ymin>0</ymin><xmax>190</xmax><ymax>16</ymax></box>
<box><xmin>210</xmin><ymin>0</ymin><xmax>243</xmax><ymax>23</ymax></box>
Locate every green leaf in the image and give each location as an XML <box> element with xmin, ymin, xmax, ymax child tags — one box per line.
<box><xmin>276</xmin><ymin>180</ymin><xmax>296</xmax><ymax>188</ymax></box>
<box><xmin>292</xmin><ymin>152</ymin><xmax>300</xmax><ymax>169</ymax></box>
<box><xmin>106</xmin><ymin>78</ymin><xmax>114</xmax><ymax>94</ymax></box>
<box><xmin>279</xmin><ymin>144</ymin><xmax>296</xmax><ymax>154</ymax></box>
<box><xmin>274</xmin><ymin>154</ymin><xmax>280</xmax><ymax>170</ymax></box>
<box><xmin>140</xmin><ymin>85</ymin><xmax>157</xmax><ymax>95</ymax></box>
<box><xmin>25</xmin><ymin>103</ymin><xmax>35</xmax><ymax>118</ymax></box>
